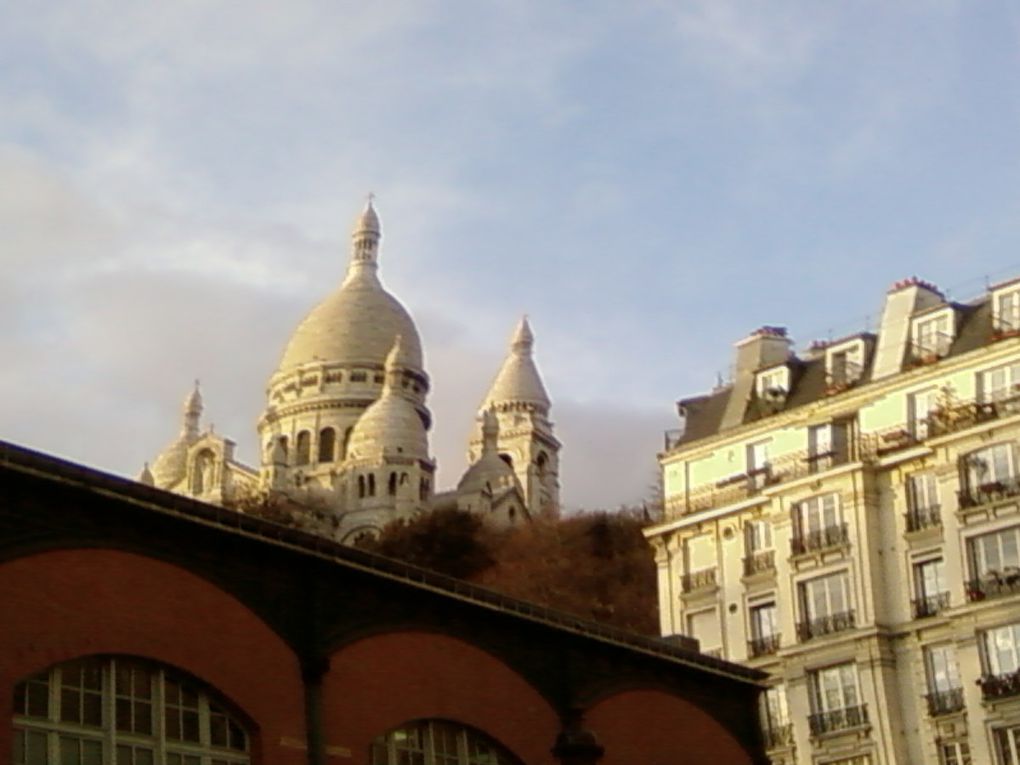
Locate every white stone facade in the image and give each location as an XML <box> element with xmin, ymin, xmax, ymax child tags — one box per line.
<box><xmin>144</xmin><ymin>200</ymin><xmax>558</xmax><ymax>539</ymax></box>
<box><xmin>646</xmin><ymin>276</ymin><xmax>1020</xmax><ymax>765</ymax></box>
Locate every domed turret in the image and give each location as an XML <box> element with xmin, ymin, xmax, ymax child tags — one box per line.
<box><xmin>151</xmin><ymin>382</ymin><xmax>203</xmax><ymax>489</ymax></box>
<box><xmin>483</xmin><ymin>316</ymin><xmax>550</xmax><ymax>413</ymax></box>
<box><xmin>458</xmin><ymin>409</ymin><xmax>518</xmax><ymax>495</ymax></box>
<box><xmin>346</xmin><ymin>336</ymin><xmax>429</xmax><ymax>461</ymax></box>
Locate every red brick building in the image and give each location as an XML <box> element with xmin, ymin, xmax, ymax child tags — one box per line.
<box><xmin>0</xmin><ymin>441</ymin><xmax>767</xmax><ymax>765</ymax></box>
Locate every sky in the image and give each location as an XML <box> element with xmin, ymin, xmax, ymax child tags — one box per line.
<box><xmin>2</xmin><ymin>1</ymin><xmax>1020</xmax><ymax>510</ymax></box>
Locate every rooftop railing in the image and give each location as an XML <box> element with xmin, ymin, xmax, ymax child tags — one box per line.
<box><xmin>808</xmin><ymin>705</ymin><xmax>868</xmax><ymax>736</ymax></box>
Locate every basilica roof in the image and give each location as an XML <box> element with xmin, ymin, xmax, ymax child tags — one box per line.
<box><xmin>275</xmin><ymin>201</ymin><xmax>424</xmax><ymax>375</ymax></box>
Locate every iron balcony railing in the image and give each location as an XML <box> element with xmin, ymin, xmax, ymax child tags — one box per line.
<box><xmin>796</xmin><ymin>611</ymin><xmax>855</xmax><ymax>641</ymax></box>
<box><xmin>958</xmin><ymin>475</ymin><xmax>1020</xmax><ymax>509</ymax></box>
<box><xmin>791</xmin><ymin>523</ymin><xmax>849</xmax><ymax>555</ymax></box>
<box><xmin>762</xmin><ymin>723</ymin><xmax>794</xmax><ymax>750</ymax></box>
<box><xmin>808</xmin><ymin>705</ymin><xmax>868</xmax><ymax>736</ymax></box>
<box><xmin>905</xmin><ymin>504</ymin><xmax>941</xmax><ymax>533</ymax></box>
<box><xmin>978</xmin><ymin>670</ymin><xmax>1020</xmax><ymax>701</ymax></box>
<box><xmin>907</xmin><ymin>333</ymin><xmax>953</xmax><ymax>365</ymax></box>
<box><xmin>912</xmin><ymin>592</ymin><xmax>950</xmax><ymax>619</ymax></box>
<box><xmin>964</xmin><ymin>569</ymin><xmax>1020</xmax><ymax>602</ymax></box>
<box><xmin>925</xmin><ymin>688</ymin><xmax>964</xmax><ymax>716</ymax></box>
<box><xmin>748</xmin><ymin>634</ymin><xmax>781</xmax><ymax>658</ymax></box>
<box><xmin>681</xmin><ymin>568</ymin><xmax>718</xmax><ymax>593</ymax></box>
<box><xmin>743</xmin><ymin>550</ymin><xmax>776</xmax><ymax>577</ymax></box>
<box><xmin>824</xmin><ymin>360</ymin><xmax>864</xmax><ymax>393</ymax></box>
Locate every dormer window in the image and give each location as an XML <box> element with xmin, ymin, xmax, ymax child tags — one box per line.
<box><xmin>992</xmin><ymin>279</ymin><xmax>1020</xmax><ymax>338</ymax></box>
<box><xmin>911</xmin><ymin>309</ymin><xmax>954</xmax><ymax>364</ymax></box>
<box><xmin>825</xmin><ymin>338</ymin><xmax>868</xmax><ymax>392</ymax></box>
<box><xmin>757</xmin><ymin>365</ymin><xmax>790</xmax><ymax>400</ymax></box>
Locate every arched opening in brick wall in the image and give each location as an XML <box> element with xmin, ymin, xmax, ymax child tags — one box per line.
<box><xmin>369</xmin><ymin>719</ymin><xmax>521</xmax><ymax>765</ymax></box>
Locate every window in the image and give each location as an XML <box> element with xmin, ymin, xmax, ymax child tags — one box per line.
<box><xmin>982</xmin><ymin>364</ymin><xmax>1020</xmax><ymax>402</ymax></box>
<box><xmin>686</xmin><ymin>608</ymin><xmax>722</xmax><ymax>656</ymax></box>
<box><xmin>748</xmin><ymin>602</ymin><xmax>779</xmax><ymax>656</ymax></box>
<box><xmin>388</xmin><ymin>472</ymin><xmax>397</xmax><ymax>496</ymax></box>
<box><xmin>744</xmin><ymin>520</ymin><xmax>774</xmax><ymax>575</ymax></box>
<box><xmin>807</xmin><ymin>422</ymin><xmax>850</xmax><ymax>472</ymax></box>
<box><xmin>371</xmin><ymin>720</ymin><xmax>520</xmax><ymax>765</ymax></box>
<box><xmin>914</xmin><ymin>312</ymin><xmax>952</xmax><ymax>359</ymax></box>
<box><xmin>318</xmin><ymin>427</ymin><xmax>336</xmax><ymax>462</ymax></box>
<box><xmin>982</xmin><ymin>622</ymin><xmax>1020</xmax><ymax>677</ymax></box>
<box><xmin>994</xmin><ymin>286</ymin><xmax>1020</xmax><ymax>335</ymax></box>
<box><xmin>939</xmin><ymin>740</ymin><xmax>971</xmax><ymax>765</ymax></box>
<box><xmin>798</xmin><ymin>571</ymin><xmax>853</xmax><ymax>639</ymax></box>
<box><xmin>906</xmin><ymin>472</ymin><xmax>941</xmax><ymax>531</ymax></box>
<box><xmin>746</xmin><ymin>440</ymin><xmax>771</xmax><ymax>488</ymax></box>
<box><xmin>295</xmin><ymin>431</ymin><xmax>311</xmax><ymax>466</ymax></box>
<box><xmin>808</xmin><ymin>663</ymin><xmax>865</xmax><ymax>734</ymax></box>
<box><xmin>996</xmin><ymin>726</ymin><xmax>1020</xmax><ymax>765</ymax></box>
<box><xmin>12</xmin><ymin>657</ymin><xmax>249</xmax><ymax>765</ymax></box>
<box><xmin>913</xmin><ymin>558</ymin><xmax>948</xmax><ymax>617</ymax></box>
<box><xmin>924</xmin><ymin>645</ymin><xmax>963</xmax><ymax>715</ymax></box>
<box><xmin>825</xmin><ymin>341</ymin><xmax>866</xmax><ymax>389</ymax></box>
<box><xmin>757</xmin><ymin>367</ymin><xmax>789</xmax><ymax>399</ymax></box>
<box><xmin>792</xmin><ymin>493</ymin><xmax>846</xmax><ymax>553</ymax></box>
<box><xmin>969</xmin><ymin>527</ymin><xmax>1020</xmax><ymax>578</ymax></box>
<box><xmin>909</xmin><ymin>388</ymin><xmax>939</xmax><ymax>440</ymax></box>
<box><xmin>759</xmin><ymin>686</ymin><xmax>791</xmax><ymax>749</ymax></box>
<box><xmin>962</xmin><ymin>443</ymin><xmax>1019</xmax><ymax>497</ymax></box>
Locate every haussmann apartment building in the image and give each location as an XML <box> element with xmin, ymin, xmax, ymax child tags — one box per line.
<box><xmin>645</xmin><ymin>276</ymin><xmax>1020</xmax><ymax>765</ymax></box>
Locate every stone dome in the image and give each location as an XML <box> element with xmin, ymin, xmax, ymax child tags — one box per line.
<box><xmin>277</xmin><ymin>274</ymin><xmax>424</xmax><ymax>372</ymax></box>
<box><xmin>151</xmin><ymin>383</ymin><xmax>202</xmax><ymax>489</ymax></box>
<box><xmin>346</xmin><ymin>336</ymin><xmax>429</xmax><ymax>461</ymax></box>
<box><xmin>483</xmin><ymin>316</ymin><xmax>550</xmax><ymax>411</ymax></box>
<box><xmin>457</xmin><ymin>451</ymin><xmax>518</xmax><ymax>495</ymax></box>
<box><xmin>275</xmin><ymin>201</ymin><xmax>424</xmax><ymax>374</ymax></box>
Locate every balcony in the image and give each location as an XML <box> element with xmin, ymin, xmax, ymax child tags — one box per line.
<box><xmin>808</xmin><ymin>705</ymin><xmax>868</xmax><ymax>736</ymax></box>
<box><xmin>925</xmin><ymin>688</ymin><xmax>964</xmax><ymax>716</ymax></box>
<box><xmin>825</xmin><ymin>360</ymin><xmax>863</xmax><ymax>395</ymax></box>
<box><xmin>958</xmin><ymin>476</ymin><xmax>1020</xmax><ymax>509</ymax></box>
<box><xmin>681</xmin><ymin>568</ymin><xmax>717</xmax><ymax>594</ymax></box>
<box><xmin>743</xmin><ymin>550</ymin><xmax>776</xmax><ymax>577</ymax></box>
<box><xmin>762</xmin><ymin>723</ymin><xmax>794</xmax><ymax>750</ymax></box>
<box><xmin>791</xmin><ymin>523</ymin><xmax>849</xmax><ymax>556</ymax></box>
<box><xmin>964</xmin><ymin>569</ymin><xmax>1020</xmax><ymax>602</ymax></box>
<box><xmin>748</xmin><ymin>634</ymin><xmax>781</xmax><ymax>658</ymax></box>
<box><xmin>905</xmin><ymin>504</ymin><xmax>941</xmax><ymax>533</ymax></box>
<box><xmin>907</xmin><ymin>334</ymin><xmax>952</xmax><ymax>367</ymax></box>
<box><xmin>912</xmin><ymin>592</ymin><xmax>950</xmax><ymax>619</ymax></box>
<box><xmin>796</xmin><ymin>611</ymin><xmax>855</xmax><ymax>641</ymax></box>
<box><xmin>979</xmin><ymin>670</ymin><xmax>1020</xmax><ymax>701</ymax></box>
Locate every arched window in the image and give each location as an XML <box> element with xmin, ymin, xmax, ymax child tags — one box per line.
<box><xmin>278</xmin><ymin>436</ymin><xmax>289</xmax><ymax>459</ymax></box>
<box><xmin>191</xmin><ymin>449</ymin><xmax>216</xmax><ymax>495</ymax></box>
<box><xmin>341</xmin><ymin>427</ymin><xmax>354</xmax><ymax>460</ymax></box>
<box><xmin>499</xmin><ymin>453</ymin><xmax>514</xmax><ymax>469</ymax></box>
<box><xmin>367</xmin><ymin>474</ymin><xmax>376</xmax><ymax>497</ymax></box>
<box><xmin>419</xmin><ymin>478</ymin><xmax>430</xmax><ymax>501</ymax></box>
<box><xmin>319</xmin><ymin>427</ymin><xmax>336</xmax><ymax>463</ymax></box>
<box><xmin>370</xmin><ymin>719</ymin><xmax>520</xmax><ymax>765</ymax></box>
<box><xmin>295</xmin><ymin>431</ymin><xmax>311</xmax><ymax>466</ymax></box>
<box><xmin>358</xmin><ymin>475</ymin><xmax>366</xmax><ymax>499</ymax></box>
<box><xmin>13</xmin><ymin>656</ymin><xmax>251</xmax><ymax>765</ymax></box>
<box><xmin>388</xmin><ymin>472</ymin><xmax>397</xmax><ymax>496</ymax></box>
<box><xmin>536</xmin><ymin>452</ymin><xmax>548</xmax><ymax>476</ymax></box>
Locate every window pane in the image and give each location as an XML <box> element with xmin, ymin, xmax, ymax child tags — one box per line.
<box><xmin>26</xmin><ymin>731</ymin><xmax>47</xmax><ymax>765</ymax></box>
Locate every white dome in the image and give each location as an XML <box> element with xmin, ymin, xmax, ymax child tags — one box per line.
<box><xmin>483</xmin><ymin>317</ymin><xmax>550</xmax><ymax>411</ymax></box>
<box><xmin>346</xmin><ymin>336</ymin><xmax>429</xmax><ymax>461</ymax></box>
<box><xmin>277</xmin><ymin>273</ymin><xmax>424</xmax><ymax>372</ymax></box>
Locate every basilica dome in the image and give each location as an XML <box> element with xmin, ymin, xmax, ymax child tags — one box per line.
<box><xmin>274</xmin><ymin>201</ymin><xmax>424</xmax><ymax>375</ymax></box>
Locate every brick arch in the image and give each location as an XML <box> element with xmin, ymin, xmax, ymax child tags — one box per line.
<box><xmin>323</xmin><ymin>631</ymin><xmax>560</xmax><ymax>764</ymax></box>
<box><xmin>0</xmin><ymin>548</ymin><xmax>306</xmax><ymax>765</ymax></box>
<box><xmin>584</xmin><ymin>688</ymin><xmax>756</xmax><ymax>765</ymax></box>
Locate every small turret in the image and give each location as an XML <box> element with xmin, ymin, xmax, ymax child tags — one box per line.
<box><xmin>349</xmin><ymin>195</ymin><xmax>382</xmax><ymax>273</ymax></box>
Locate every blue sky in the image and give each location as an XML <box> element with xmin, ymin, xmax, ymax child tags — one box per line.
<box><xmin>2</xmin><ymin>1</ymin><xmax>1020</xmax><ymax>509</ymax></box>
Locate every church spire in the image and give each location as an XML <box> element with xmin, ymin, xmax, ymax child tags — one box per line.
<box><xmin>348</xmin><ymin>194</ymin><xmax>381</xmax><ymax>275</ymax></box>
